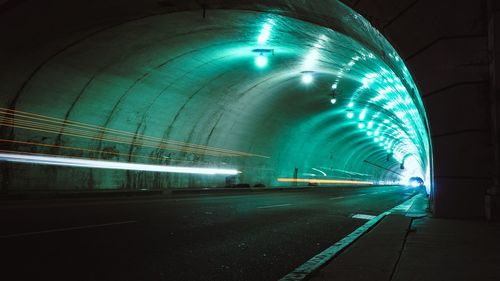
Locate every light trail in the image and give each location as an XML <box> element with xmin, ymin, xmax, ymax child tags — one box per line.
<box><xmin>311</xmin><ymin>168</ymin><xmax>327</xmax><ymax>176</ymax></box>
<box><xmin>277</xmin><ymin>178</ymin><xmax>373</xmax><ymax>185</ymax></box>
<box><xmin>0</xmin><ymin>116</ymin><xmax>251</xmax><ymax>157</ymax></box>
<box><xmin>0</xmin><ymin>108</ymin><xmax>269</xmax><ymax>158</ymax></box>
<box><xmin>0</xmin><ymin>152</ymin><xmax>240</xmax><ymax>175</ymax></box>
<box><xmin>0</xmin><ymin>117</ymin><xmax>245</xmax><ymax>157</ymax></box>
<box><xmin>0</xmin><ymin>139</ymin><xmax>210</xmax><ymax>164</ymax></box>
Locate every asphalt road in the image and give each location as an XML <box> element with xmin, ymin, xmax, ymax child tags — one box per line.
<box><xmin>0</xmin><ymin>185</ymin><xmax>417</xmax><ymax>281</ymax></box>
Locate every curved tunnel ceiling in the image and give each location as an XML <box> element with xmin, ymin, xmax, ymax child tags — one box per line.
<box><xmin>0</xmin><ymin>1</ymin><xmax>431</xmax><ymax>188</ymax></box>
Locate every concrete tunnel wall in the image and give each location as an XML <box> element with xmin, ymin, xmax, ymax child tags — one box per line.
<box><xmin>347</xmin><ymin>0</ymin><xmax>500</xmax><ymax>218</ymax></box>
<box><xmin>0</xmin><ymin>1</ymin><xmax>429</xmax><ymax>191</ymax></box>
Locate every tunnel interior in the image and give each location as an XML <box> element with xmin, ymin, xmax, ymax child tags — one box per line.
<box><xmin>0</xmin><ymin>3</ymin><xmax>431</xmax><ymax>190</ymax></box>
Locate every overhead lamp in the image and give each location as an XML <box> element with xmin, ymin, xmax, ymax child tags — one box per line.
<box><xmin>255</xmin><ymin>55</ymin><xmax>268</xmax><ymax>68</ymax></box>
<box><xmin>301</xmin><ymin>71</ymin><xmax>314</xmax><ymax>84</ymax></box>
<box><xmin>358</xmin><ymin>122</ymin><xmax>365</xmax><ymax>129</ymax></box>
<box><xmin>359</xmin><ymin>108</ymin><xmax>367</xmax><ymax>121</ymax></box>
<box><xmin>252</xmin><ymin>48</ymin><xmax>273</xmax><ymax>68</ymax></box>
<box><xmin>330</xmin><ymin>89</ymin><xmax>337</xmax><ymax>104</ymax></box>
<box><xmin>346</xmin><ymin>110</ymin><xmax>354</xmax><ymax>119</ymax></box>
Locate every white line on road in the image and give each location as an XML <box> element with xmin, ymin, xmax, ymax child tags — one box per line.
<box><xmin>351</xmin><ymin>214</ymin><xmax>377</xmax><ymax>220</ymax></box>
<box><xmin>0</xmin><ymin>220</ymin><xmax>137</xmax><ymax>239</ymax></box>
<box><xmin>358</xmin><ymin>194</ymin><xmax>367</xmax><ymax>196</ymax></box>
<box><xmin>278</xmin><ymin>192</ymin><xmax>420</xmax><ymax>281</ymax></box>
<box><xmin>329</xmin><ymin>196</ymin><xmax>345</xmax><ymax>200</ymax></box>
<box><xmin>257</xmin><ymin>204</ymin><xmax>292</xmax><ymax>209</ymax></box>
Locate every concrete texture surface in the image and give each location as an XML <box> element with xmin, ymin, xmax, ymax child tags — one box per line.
<box><xmin>309</xmin><ymin>215</ymin><xmax>412</xmax><ymax>281</ymax></box>
<box><xmin>308</xmin><ymin>193</ymin><xmax>500</xmax><ymax>281</ymax></box>
<box><xmin>392</xmin><ymin>218</ymin><xmax>500</xmax><ymax>281</ymax></box>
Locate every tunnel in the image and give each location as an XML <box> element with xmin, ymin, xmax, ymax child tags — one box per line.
<box><xmin>2</xmin><ymin>1</ymin><xmax>500</xmax><ymax>281</ymax></box>
<box><xmin>0</xmin><ymin>0</ymin><xmax>431</xmax><ymax>192</ymax></box>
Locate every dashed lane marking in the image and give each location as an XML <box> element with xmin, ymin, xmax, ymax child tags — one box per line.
<box><xmin>351</xmin><ymin>214</ymin><xmax>377</xmax><ymax>220</ymax></box>
<box><xmin>0</xmin><ymin>221</ymin><xmax>137</xmax><ymax>239</ymax></box>
<box><xmin>257</xmin><ymin>204</ymin><xmax>292</xmax><ymax>209</ymax></box>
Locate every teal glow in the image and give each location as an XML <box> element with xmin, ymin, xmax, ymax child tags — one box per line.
<box><xmin>302</xmin><ymin>73</ymin><xmax>314</xmax><ymax>84</ymax></box>
<box><xmin>303</xmin><ymin>49</ymin><xmax>319</xmax><ymax>70</ymax></box>
<box><xmin>258</xmin><ymin>22</ymin><xmax>273</xmax><ymax>44</ymax></box>
<box><xmin>0</xmin><ymin>8</ymin><xmax>431</xmax><ymax>191</ymax></box>
<box><xmin>359</xmin><ymin>108</ymin><xmax>367</xmax><ymax>121</ymax></box>
<box><xmin>255</xmin><ymin>55</ymin><xmax>268</xmax><ymax>67</ymax></box>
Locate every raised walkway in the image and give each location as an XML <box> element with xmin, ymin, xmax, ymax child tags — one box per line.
<box><xmin>306</xmin><ymin>193</ymin><xmax>500</xmax><ymax>281</ymax></box>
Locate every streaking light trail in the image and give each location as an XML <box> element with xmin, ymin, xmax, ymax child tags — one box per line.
<box><xmin>277</xmin><ymin>178</ymin><xmax>373</xmax><ymax>185</ymax></box>
<box><xmin>0</xmin><ymin>153</ymin><xmax>240</xmax><ymax>175</ymax></box>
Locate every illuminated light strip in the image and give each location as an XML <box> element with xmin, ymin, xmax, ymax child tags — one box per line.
<box><xmin>0</xmin><ymin>152</ymin><xmax>240</xmax><ymax>175</ymax></box>
<box><xmin>277</xmin><ymin>178</ymin><xmax>373</xmax><ymax>185</ymax></box>
<box><xmin>0</xmin><ymin>139</ymin><xmax>209</xmax><ymax>164</ymax></box>
<box><xmin>0</xmin><ymin>109</ymin><xmax>269</xmax><ymax>158</ymax></box>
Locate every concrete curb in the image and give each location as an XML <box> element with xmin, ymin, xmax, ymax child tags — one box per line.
<box><xmin>279</xmin><ymin>192</ymin><xmax>424</xmax><ymax>281</ymax></box>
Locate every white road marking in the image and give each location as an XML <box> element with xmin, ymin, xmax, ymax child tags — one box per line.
<box><xmin>390</xmin><ymin>194</ymin><xmax>421</xmax><ymax>213</ymax></box>
<box><xmin>257</xmin><ymin>204</ymin><xmax>292</xmax><ymax>209</ymax></box>
<box><xmin>279</xmin><ymin>193</ymin><xmax>420</xmax><ymax>281</ymax></box>
<box><xmin>352</xmin><ymin>214</ymin><xmax>377</xmax><ymax>220</ymax></box>
<box><xmin>358</xmin><ymin>194</ymin><xmax>367</xmax><ymax>196</ymax></box>
<box><xmin>0</xmin><ymin>220</ymin><xmax>137</xmax><ymax>239</ymax></box>
<box><xmin>329</xmin><ymin>196</ymin><xmax>345</xmax><ymax>200</ymax></box>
